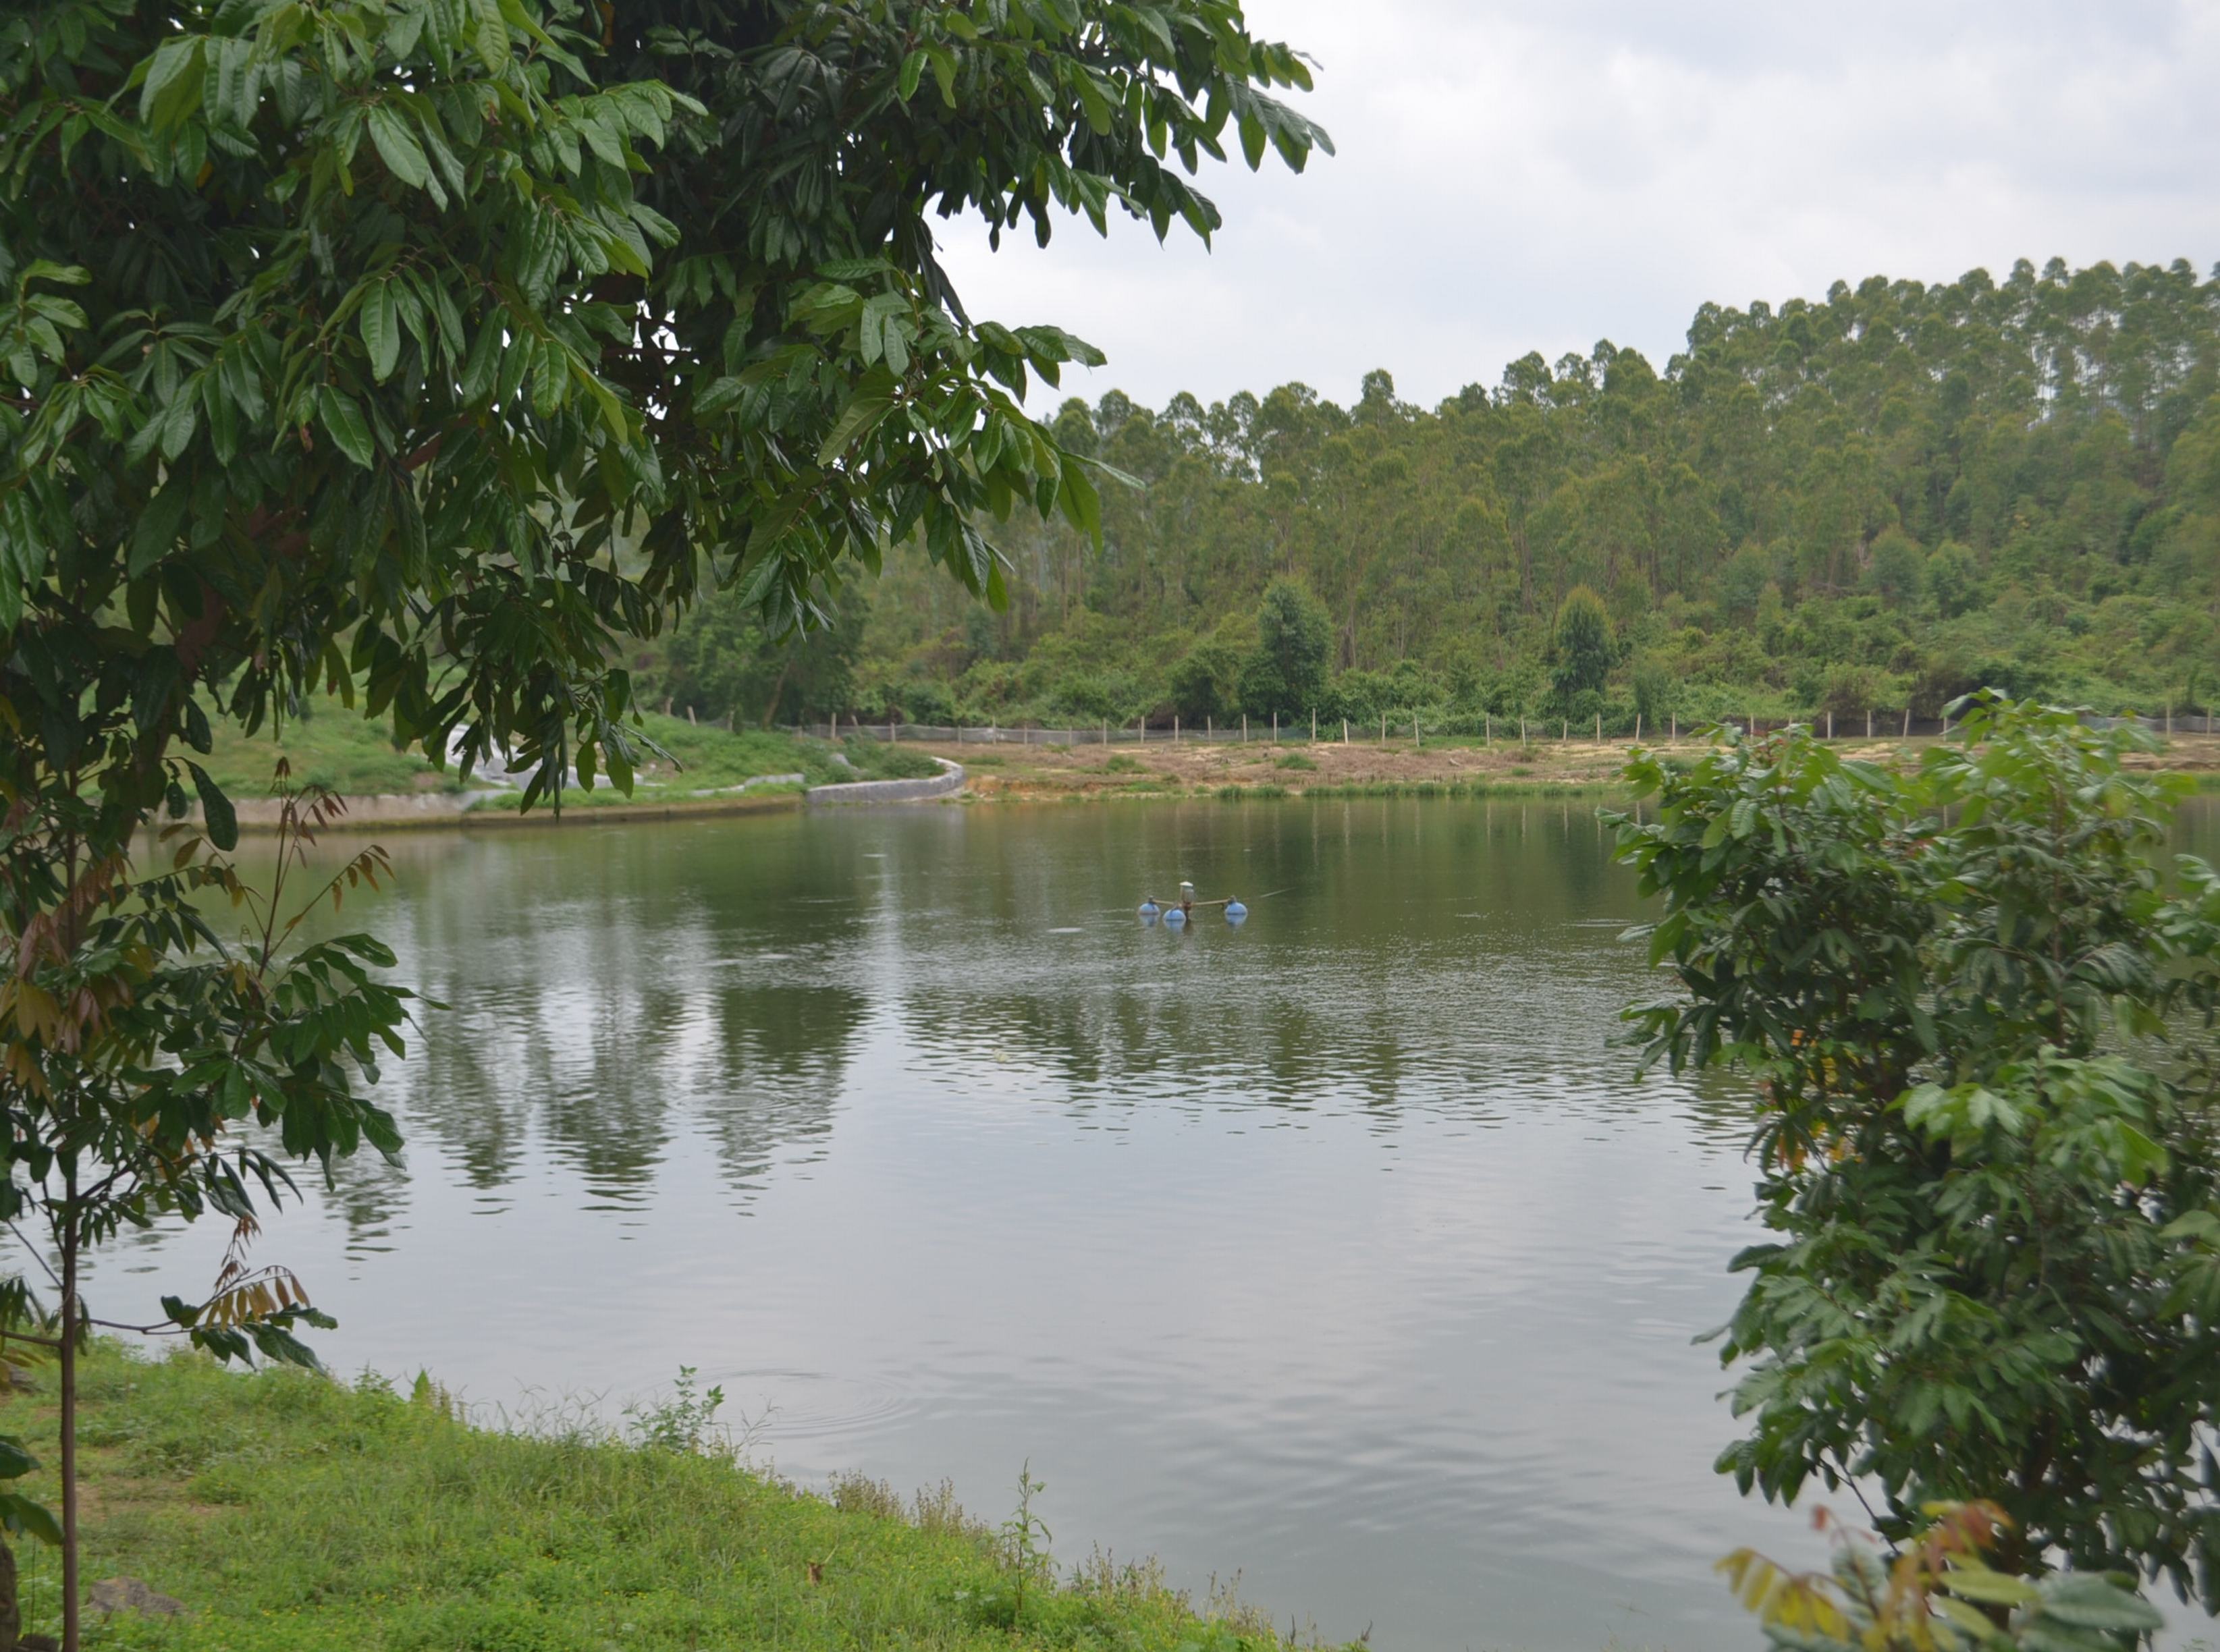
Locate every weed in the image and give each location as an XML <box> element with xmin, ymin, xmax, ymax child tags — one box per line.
<box><xmin>1274</xmin><ymin>752</ymin><xmax>1317</xmax><ymax>771</ymax></box>
<box><xmin>625</xmin><ymin>1365</ymin><xmax>726</xmax><ymax>1455</ymax></box>
<box><xmin>994</xmin><ymin>1462</ymin><xmax>1054</xmax><ymax>1626</ymax></box>
<box><xmin>1101</xmin><ymin>754</ymin><xmax>1143</xmax><ymax>773</ymax></box>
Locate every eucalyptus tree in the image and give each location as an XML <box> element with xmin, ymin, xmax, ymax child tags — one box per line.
<box><xmin>0</xmin><ymin>1</ymin><xmax>1328</xmax><ymax>1643</ymax></box>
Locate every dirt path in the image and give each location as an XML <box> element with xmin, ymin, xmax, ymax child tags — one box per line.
<box><xmin>925</xmin><ymin>730</ymin><xmax>2220</xmax><ymax>802</ymax></box>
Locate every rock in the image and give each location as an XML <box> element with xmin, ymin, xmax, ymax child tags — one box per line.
<box><xmin>89</xmin><ymin>1578</ymin><xmax>184</xmax><ymax>1618</ymax></box>
<box><xmin>17</xmin><ymin>1635</ymin><xmax>54</xmax><ymax>1651</ymax></box>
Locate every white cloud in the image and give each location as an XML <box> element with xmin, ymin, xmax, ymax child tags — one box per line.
<box><xmin>933</xmin><ymin>0</ymin><xmax>2220</xmax><ymax>413</ymax></box>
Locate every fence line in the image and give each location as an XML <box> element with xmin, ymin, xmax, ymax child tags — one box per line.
<box><xmin>782</xmin><ymin>711</ymin><xmax>2201</xmax><ymax>748</ymax></box>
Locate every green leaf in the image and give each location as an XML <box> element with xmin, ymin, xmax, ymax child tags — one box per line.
<box><xmin>1940</xmin><ymin>1566</ymin><xmax>2041</xmax><ymax>1607</ymax></box>
<box><xmin>468</xmin><ymin>0</ymin><xmax>509</xmax><ymax>73</ymax></box>
<box><xmin>138</xmin><ymin>37</ymin><xmax>206</xmax><ymax>130</ymax></box>
<box><xmin>318</xmin><ymin>385</ymin><xmax>376</xmax><ymax>468</ymax></box>
<box><xmin>0</xmin><ymin>1493</ymin><xmax>60</xmax><ymax>1548</ymax></box>
<box><xmin>359</xmin><ymin>281</ymin><xmax>401</xmax><ymax>381</ymax></box>
<box><xmin>0</xmin><ymin>1437</ymin><xmax>38</xmax><ymax>1481</ymax></box>
<box><xmin>186</xmin><ymin>761</ymin><xmax>238</xmax><ymax>851</ymax></box>
<box><xmin>128</xmin><ymin>475</ymin><xmax>192</xmax><ymax>578</ymax></box>
<box><xmin>817</xmin><ymin>385</ymin><xmax>895</xmax><ymax>465</ymax></box>
<box><xmin>2161</xmin><ymin>1209</ymin><xmax>2220</xmax><ymax>1241</ymax></box>
<box><xmin>365</xmin><ymin>104</ymin><xmax>430</xmax><ymax>188</ymax></box>
<box><xmin>2038</xmin><ymin>1576</ymin><xmax>2163</xmax><ymax>1632</ymax></box>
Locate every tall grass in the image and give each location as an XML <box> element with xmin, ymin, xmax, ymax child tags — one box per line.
<box><xmin>4</xmin><ymin>1346</ymin><xmax>1338</xmax><ymax>1651</ymax></box>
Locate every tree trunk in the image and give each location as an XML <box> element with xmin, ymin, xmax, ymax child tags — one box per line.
<box><xmin>758</xmin><ymin>653</ymin><xmax>796</xmax><ymax>730</ymax></box>
<box><xmin>57</xmin><ymin>1210</ymin><xmax>76</xmax><ymax>1652</ymax></box>
<box><xmin>0</xmin><ymin>1533</ymin><xmax>20</xmax><ymax>1651</ymax></box>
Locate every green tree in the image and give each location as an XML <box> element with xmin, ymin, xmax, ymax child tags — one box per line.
<box><xmin>0</xmin><ymin>3</ymin><xmax>1327</xmax><ymax>1643</ymax></box>
<box><xmin>1240</xmin><ymin>578</ymin><xmax>1331</xmax><ymax>718</ymax></box>
<box><xmin>657</xmin><ymin>590</ymin><xmax>863</xmax><ymax>728</ymax></box>
<box><xmin>1630</xmin><ymin>655</ymin><xmax>1676</xmax><ymax>732</ymax></box>
<box><xmin>1864</xmin><ymin>528</ymin><xmax>1925</xmax><ymax>607</ymax></box>
<box><xmin>1926</xmin><ymin>543</ymin><xmax>1980</xmax><ymax>618</ymax></box>
<box><xmin>1550</xmin><ymin>584</ymin><xmax>1614</xmax><ymax>703</ymax></box>
<box><xmin>1611</xmin><ymin>697</ymin><xmax>2220</xmax><ymax>1605</ymax></box>
<box><xmin>1166</xmin><ymin>627</ymin><xmax>1249</xmax><ymax>723</ymax></box>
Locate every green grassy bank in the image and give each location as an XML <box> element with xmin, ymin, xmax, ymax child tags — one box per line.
<box><xmin>194</xmin><ymin>700</ymin><xmax>938</xmax><ymax>806</ymax></box>
<box><xmin>8</xmin><ymin>1347</ymin><xmax>1332</xmax><ymax>1651</ymax></box>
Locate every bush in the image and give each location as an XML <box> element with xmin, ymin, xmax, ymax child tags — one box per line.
<box><xmin>1612</xmin><ymin>695</ymin><xmax>2220</xmax><ymax>1603</ymax></box>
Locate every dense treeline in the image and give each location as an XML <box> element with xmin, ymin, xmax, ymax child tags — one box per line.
<box><xmin>656</xmin><ymin>258</ymin><xmax>2220</xmax><ymax>732</ymax></box>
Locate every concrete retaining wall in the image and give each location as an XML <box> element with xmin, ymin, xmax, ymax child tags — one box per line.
<box><xmin>805</xmin><ymin>757</ymin><xmax>965</xmax><ymax>806</ymax></box>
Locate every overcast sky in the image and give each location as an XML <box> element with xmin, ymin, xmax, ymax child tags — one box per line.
<box><xmin>933</xmin><ymin>0</ymin><xmax>2220</xmax><ymax>415</ymax></box>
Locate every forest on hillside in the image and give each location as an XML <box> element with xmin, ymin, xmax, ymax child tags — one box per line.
<box><xmin>645</xmin><ymin>257</ymin><xmax>2220</xmax><ymax>734</ymax></box>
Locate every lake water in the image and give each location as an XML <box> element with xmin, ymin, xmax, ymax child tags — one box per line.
<box><xmin>102</xmin><ymin>796</ymin><xmax>2220</xmax><ymax>1651</ymax></box>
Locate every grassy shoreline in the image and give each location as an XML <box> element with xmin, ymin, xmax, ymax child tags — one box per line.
<box><xmin>5</xmin><ymin>1346</ymin><xmax>1345</xmax><ymax>1651</ymax></box>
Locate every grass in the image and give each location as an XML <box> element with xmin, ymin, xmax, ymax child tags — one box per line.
<box><xmin>1272</xmin><ymin>753</ymin><xmax>1317</xmax><ymax>772</ymax></box>
<box><xmin>194</xmin><ymin>701</ymin><xmax>454</xmax><ymax>798</ymax></box>
<box><xmin>195</xmin><ymin>699</ymin><xmax>940</xmax><ymax>813</ymax></box>
<box><xmin>7</xmin><ymin>1345</ymin><xmax>1340</xmax><ymax>1652</ymax></box>
<box><xmin>462</xmin><ymin>717</ymin><xmax>940</xmax><ymax>812</ymax></box>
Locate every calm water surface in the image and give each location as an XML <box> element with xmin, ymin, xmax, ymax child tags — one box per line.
<box><xmin>107</xmin><ymin>796</ymin><xmax>2220</xmax><ymax>1651</ymax></box>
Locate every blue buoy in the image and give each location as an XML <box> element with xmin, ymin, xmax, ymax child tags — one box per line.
<box><xmin>1164</xmin><ymin>906</ymin><xmax>1187</xmax><ymax>927</ymax></box>
<box><xmin>1138</xmin><ymin>899</ymin><xmax>1159</xmax><ymax>917</ymax></box>
<box><xmin>1225</xmin><ymin>899</ymin><xmax>1247</xmax><ymax>922</ymax></box>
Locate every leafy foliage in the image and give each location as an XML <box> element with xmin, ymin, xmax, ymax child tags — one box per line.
<box><xmin>1610</xmin><ymin>696</ymin><xmax>2220</xmax><ymax>1603</ymax></box>
<box><xmin>1722</xmin><ymin>1502</ymin><xmax>2161</xmax><ymax>1652</ymax></box>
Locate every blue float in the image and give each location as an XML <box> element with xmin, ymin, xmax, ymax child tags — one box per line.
<box><xmin>1164</xmin><ymin>906</ymin><xmax>1187</xmax><ymax>927</ymax></box>
<box><xmin>1225</xmin><ymin>899</ymin><xmax>1247</xmax><ymax>923</ymax></box>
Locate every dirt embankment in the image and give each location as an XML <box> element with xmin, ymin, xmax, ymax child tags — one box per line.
<box><xmin>930</xmin><ymin>731</ymin><xmax>2220</xmax><ymax>803</ymax></box>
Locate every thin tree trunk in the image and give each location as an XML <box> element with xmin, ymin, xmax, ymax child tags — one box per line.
<box><xmin>0</xmin><ymin>1533</ymin><xmax>19</xmax><ymax>1651</ymax></box>
<box><xmin>57</xmin><ymin>1204</ymin><xmax>76</xmax><ymax>1652</ymax></box>
<box><xmin>758</xmin><ymin>653</ymin><xmax>796</xmax><ymax>730</ymax></box>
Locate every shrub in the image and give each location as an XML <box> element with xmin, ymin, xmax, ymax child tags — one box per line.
<box><xmin>1611</xmin><ymin>694</ymin><xmax>2220</xmax><ymax>1603</ymax></box>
